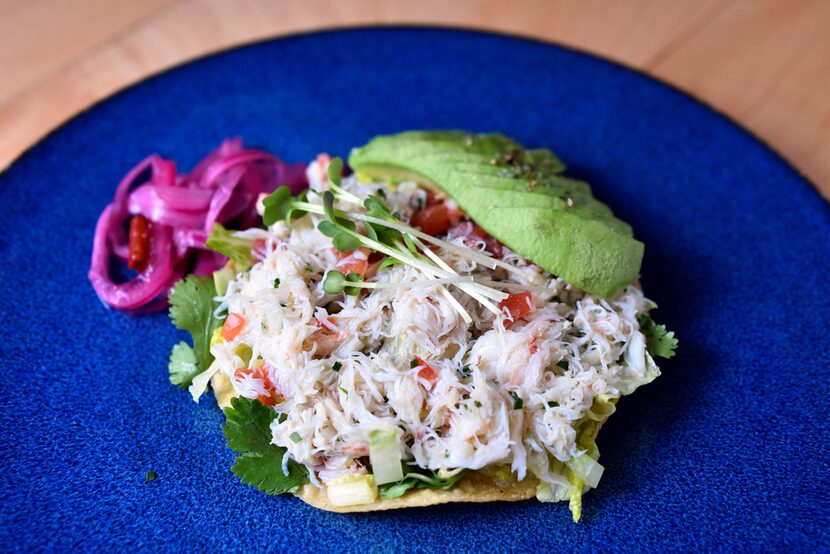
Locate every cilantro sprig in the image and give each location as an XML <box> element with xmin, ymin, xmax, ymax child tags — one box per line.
<box><xmin>638</xmin><ymin>314</ymin><xmax>679</xmax><ymax>359</ymax></box>
<box><xmin>223</xmin><ymin>397</ymin><xmax>309</xmax><ymax>494</ymax></box>
<box><xmin>167</xmin><ymin>275</ymin><xmax>224</xmax><ymax>388</ymax></box>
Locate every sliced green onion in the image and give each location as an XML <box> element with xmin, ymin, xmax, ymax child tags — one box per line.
<box><xmin>289</xmin><ymin>432</ymin><xmax>302</xmax><ymax>443</ymax></box>
<box><xmin>332</xmin><ymin>361</ymin><xmax>342</xmax><ymax>372</ymax></box>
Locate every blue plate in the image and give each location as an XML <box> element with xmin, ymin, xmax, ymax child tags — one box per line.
<box><xmin>1</xmin><ymin>28</ymin><xmax>828</xmax><ymax>552</ymax></box>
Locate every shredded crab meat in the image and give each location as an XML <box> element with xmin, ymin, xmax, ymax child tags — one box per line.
<box><xmin>211</xmin><ymin>158</ymin><xmax>655</xmax><ymax>491</ymax></box>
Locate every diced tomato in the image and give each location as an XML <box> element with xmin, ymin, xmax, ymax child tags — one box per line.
<box><xmin>425</xmin><ymin>190</ymin><xmax>443</xmax><ymax>207</ymax></box>
<box><xmin>221</xmin><ymin>313</ymin><xmax>247</xmax><ymax>341</ymax></box>
<box><xmin>486</xmin><ymin>237</ymin><xmax>505</xmax><ymax>259</ymax></box>
<box><xmin>334</xmin><ymin>247</ymin><xmax>371</xmax><ymax>277</ymax></box>
<box><xmin>251</xmin><ymin>238</ymin><xmax>278</xmax><ymax>262</ymax></box>
<box><xmin>415</xmin><ymin>357</ymin><xmax>439</xmax><ymax>385</ymax></box>
<box><xmin>411</xmin><ymin>204</ymin><xmax>454</xmax><ymax>236</ymax></box>
<box><xmin>234</xmin><ymin>367</ymin><xmax>280</xmax><ymax>405</ymax></box>
<box><xmin>127</xmin><ymin>215</ymin><xmax>151</xmax><ymax>271</ymax></box>
<box><xmin>470</xmin><ymin>223</ymin><xmax>488</xmax><ymax>239</ymax></box>
<box><xmin>498</xmin><ymin>292</ymin><xmax>535</xmax><ymax>322</ymax></box>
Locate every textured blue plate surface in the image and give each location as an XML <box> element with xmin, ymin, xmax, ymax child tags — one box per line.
<box><xmin>1</xmin><ymin>28</ymin><xmax>828</xmax><ymax>552</ymax></box>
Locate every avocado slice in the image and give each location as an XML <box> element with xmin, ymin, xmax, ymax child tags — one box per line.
<box><xmin>349</xmin><ymin>131</ymin><xmax>644</xmax><ymax>298</ymax></box>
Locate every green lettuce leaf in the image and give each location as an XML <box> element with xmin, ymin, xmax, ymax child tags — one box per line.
<box><xmin>563</xmin><ymin>396</ymin><xmax>613</xmax><ymax>522</ymax></box>
<box><xmin>205</xmin><ymin>223</ymin><xmax>253</xmax><ymax>270</ymax></box>
<box><xmin>379</xmin><ymin>464</ymin><xmax>468</xmax><ymax>499</ymax></box>
<box><xmin>223</xmin><ymin>397</ymin><xmax>309</xmax><ymax>494</ymax></box>
<box><xmin>167</xmin><ymin>275</ymin><xmax>224</xmax><ymax>388</ymax></box>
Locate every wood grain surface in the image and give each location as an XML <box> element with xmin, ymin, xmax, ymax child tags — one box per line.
<box><xmin>2</xmin><ymin>0</ymin><xmax>828</xmax><ymax>197</ymax></box>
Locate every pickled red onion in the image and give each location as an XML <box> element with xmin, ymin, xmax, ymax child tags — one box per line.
<box><xmin>88</xmin><ymin>139</ymin><xmax>307</xmax><ymax>311</ymax></box>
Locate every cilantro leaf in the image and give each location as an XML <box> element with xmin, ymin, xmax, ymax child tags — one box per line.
<box><xmin>168</xmin><ymin>341</ymin><xmax>199</xmax><ymax>387</ymax></box>
<box><xmin>167</xmin><ymin>275</ymin><xmax>224</xmax><ymax>388</ymax></box>
<box><xmin>223</xmin><ymin>397</ymin><xmax>309</xmax><ymax>494</ymax></box>
<box><xmin>638</xmin><ymin>314</ymin><xmax>679</xmax><ymax>359</ymax></box>
<box><xmin>205</xmin><ymin>224</ymin><xmax>252</xmax><ymax>270</ymax></box>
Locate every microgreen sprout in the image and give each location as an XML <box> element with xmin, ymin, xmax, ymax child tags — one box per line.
<box><xmin>260</xmin><ymin>158</ymin><xmax>523</xmax><ymax>322</ymax></box>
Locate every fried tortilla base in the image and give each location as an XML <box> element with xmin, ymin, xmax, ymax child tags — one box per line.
<box><xmin>297</xmin><ymin>471</ymin><xmax>540</xmax><ymax>512</ymax></box>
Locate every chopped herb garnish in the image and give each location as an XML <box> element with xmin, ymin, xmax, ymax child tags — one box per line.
<box><xmin>474</xmin><ymin>400</ymin><xmax>482</xmax><ymax>408</ymax></box>
<box><xmin>339</xmin><ymin>385</ymin><xmax>348</xmax><ymax>395</ymax></box>
<box><xmin>459</xmin><ymin>365</ymin><xmax>472</xmax><ymax>377</ymax></box>
<box><xmin>273</xmin><ymin>277</ymin><xmax>281</xmax><ymax>288</ymax></box>
<box><xmin>145</xmin><ymin>470</ymin><xmax>157</xmax><ymax>483</ymax></box>
<box><xmin>556</xmin><ymin>360</ymin><xmax>569</xmax><ymax>370</ymax></box>
<box><xmin>511</xmin><ymin>391</ymin><xmax>524</xmax><ymax>410</ymax></box>
<box><xmin>332</xmin><ymin>361</ymin><xmax>342</xmax><ymax>372</ymax></box>
<box><xmin>547</xmin><ymin>401</ymin><xmax>559</xmax><ymax>408</ymax></box>
<box><xmin>410</xmin><ymin>359</ymin><xmax>419</xmax><ymax>368</ymax></box>
<box><xmin>289</xmin><ymin>432</ymin><xmax>302</xmax><ymax>443</ymax></box>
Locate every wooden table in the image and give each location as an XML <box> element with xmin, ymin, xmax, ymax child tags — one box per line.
<box><xmin>3</xmin><ymin>0</ymin><xmax>829</xmax><ymax>198</ymax></box>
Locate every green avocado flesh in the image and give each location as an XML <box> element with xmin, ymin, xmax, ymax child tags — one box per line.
<box><xmin>348</xmin><ymin>131</ymin><xmax>644</xmax><ymax>298</ymax></box>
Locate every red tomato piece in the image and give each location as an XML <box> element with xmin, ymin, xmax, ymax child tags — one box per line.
<box><xmin>416</xmin><ymin>357</ymin><xmax>439</xmax><ymax>384</ymax></box>
<box><xmin>234</xmin><ymin>367</ymin><xmax>280</xmax><ymax>405</ymax></box>
<box><xmin>470</xmin><ymin>223</ymin><xmax>488</xmax><ymax>239</ymax></box>
<box><xmin>221</xmin><ymin>313</ymin><xmax>247</xmax><ymax>341</ymax></box>
<box><xmin>425</xmin><ymin>190</ymin><xmax>443</xmax><ymax>207</ymax></box>
<box><xmin>498</xmin><ymin>292</ymin><xmax>535</xmax><ymax>322</ymax></box>
<box><xmin>412</xmin><ymin>204</ymin><xmax>454</xmax><ymax>236</ymax></box>
<box><xmin>335</xmin><ymin>247</ymin><xmax>371</xmax><ymax>277</ymax></box>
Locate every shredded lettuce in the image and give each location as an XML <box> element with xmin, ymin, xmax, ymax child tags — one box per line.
<box><xmin>562</xmin><ymin>396</ymin><xmax>613</xmax><ymax>522</ymax></box>
<box><xmin>379</xmin><ymin>463</ymin><xmax>468</xmax><ymax>499</ymax></box>
<box><xmin>205</xmin><ymin>223</ymin><xmax>253</xmax><ymax>270</ymax></box>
